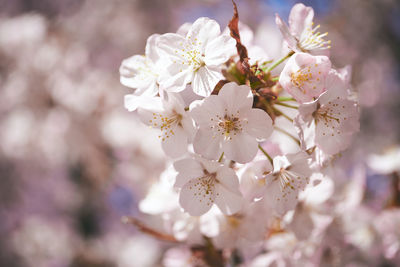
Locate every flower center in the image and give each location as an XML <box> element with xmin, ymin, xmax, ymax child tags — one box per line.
<box><xmin>313</xmin><ymin>99</ymin><xmax>348</xmax><ymax>137</ymax></box>
<box><xmin>149</xmin><ymin>111</ymin><xmax>182</xmax><ymax>142</ymax></box>
<box><xmin>272</xmin><ymin>168</ymin><xmax>308</xmax><ymax>202</ymax></box>
<box><xmin>299</xmin><ymin>23</ymin><xmax>331</xmax><ymax>52</ymax></box>
<box><xmin>175</xmin><ymin>37</ymin><xmax>205</xmax><ymax>71</ymax></box>
<box><xmin>210</xmin><ymin>111</ymin><xmax>245</xmax><ymax>140</ymax></box>
<box><xmin>189</xmin><ymin>171</ymin><xmax>219</xmax><ymax>207</ymax></box>
<box><xmin>290</xmin><ymin>67</ymin><xmax>313</xmax><ymax>90</ymax></box>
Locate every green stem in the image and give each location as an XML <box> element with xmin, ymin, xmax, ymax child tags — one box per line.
<box><xmin>277</xmin><ymin>96</ymin><xmax>296</xmax><ymax>102</ymax></box>
<box><xmin>258</xmin><ymin>144</ymin><xmax>273</xmax><ymax>164</ymax></box>
<box><xmin>274</xmin><ymin>126</ymin><xmax>301</xmax><ymax>146</ymax></box>
<box><xmin>265</xmin><ymin>51</ymin><xmax>294</xmax><ymax>73</ymax></box>
<box><xmin>271</xmin><ymin>76</ymin><xmax>279</xmax><ymax>82</ymax></box>
<box><xmin>275</xmin><ymin>102</ymin><xmax>298</xmax><ymax>109</ymax></box>
<box><xmin>218</xmin><ymin>152</ymin><xmax>224</xmax><ymax>163</ymax></box>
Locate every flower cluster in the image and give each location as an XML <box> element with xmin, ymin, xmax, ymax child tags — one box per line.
<box><xmin>120</xmin><ymin>2</ymin><xmax>361</xmax><ymax>265</ymax></box>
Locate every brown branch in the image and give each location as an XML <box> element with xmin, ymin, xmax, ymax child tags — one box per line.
<box><xmin>228</xmin><ymin>0</ymin><xmax>274</xmax><ymax>90</ymax></box>
<box><xmin>121</xmin><ymin>216</ymin><xmax>179</xmax><ymax>243</ymax></box>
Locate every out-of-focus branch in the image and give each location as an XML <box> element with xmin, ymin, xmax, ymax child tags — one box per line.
<box><xmin>121</xmin><ymin>216</ymin><xmax>179</xmax><ymax>243</ymax></box>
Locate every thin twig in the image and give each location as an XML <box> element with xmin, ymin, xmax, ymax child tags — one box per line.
<box><xmin>258</xmin><ymin>144</ymin><xmax>273</xmax><ymax>164</ymax></box>
<box><xmin>122</xmin><ymin>216</ymin><xmax>179</xmax><ymax>243</ymax></box>
<box><xmin>265</xmin><ymin>51</ymin><xmax>294</xmax><ymax>73</ymax></box>
<box><xmin>275</xmin><ymin>102</ymin><xmax>298</xmax><ymax>109</ymax></box>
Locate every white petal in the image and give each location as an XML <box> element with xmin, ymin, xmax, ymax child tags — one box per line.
<box><xmin>275</xmin><ymin>13</ymin><xmax>298</xmax><ymax>50</ymax></box>
<box><xmin>174</xmin><ymin>158</ymin><xmax>204</xmax><ymax>188</ymax></box>
<box><xmin>216</xmin><ymin>166</ymin><xmax>241</xmax><ymax>194</ymax></box>
<box><xmin>315</xmin><ymin>129</ymin><xmax>353</xmax><ymax>155</ymax></box>
<box><xmin>192</xmin><ymin>66</ymin><xmax>223</xmax><ymax>97</ymax></box>
<box><xmin>314</xmin><ymin>99</ymin><xmax>359</xmax><ymax>154</ymax></box>
<box><xmin>214</xmin><ymin>183</ymin><xmax>243</xmax><ymax>215</ymax></box>
<box><xmin>120</xmin><ymin>55</ymin><xmax>156</xmax><ymax>90</ymax></box>
<box><xmin>161</xmin><ymin>126</ymin><xmax>189</xmax><ymax>158</ymax></box>
<box><xmin>157</xmin><ymin>33</ymin><xmax>187</xmax><ymax>61</ymax></box>
<box><xmin>204</xmin><ymin>34</ymin><xmax>236</xmax><ymax>66</ymax></box>
<box><xmin>293</xmin><ymin>113</ymin><xmax>316</xmax><ymax>151</ymax></box>
<box><xmin>190</xmin><ymin>95</ymin><xmax>224</xmax><ymax>127</ymax></box>
<box><xmin>145</xmin><ymin>34</ymin><xmax>160</xmax><ymax>63</ymax></box>
<box><xmin>179</xmin><ymin>177</ymin><xmax>215</xmax><ymax>216</ymax></box>
<box><xmin>180</xmin><ymin>115</ymin><xmax>196</xmax><ymax>142</ymax></box>
<box><xmin>288</xmin><ymin>3</ymin><xmax>314</xmax><ymax>38</ymax></box>
<box><xmin>244</xmin><ymin>108</ymin><xmax>273</xmax><ymax>140</ymax></box>
<box><xmin>136</xmin><ymin>101</ymin><xmax>164</xmax><ymax>126</ymax></box>
<box><xmin>286</xmin><ymin>152</ymin><xmax>312</xmax><ymax>178</ymax></box>
<box><xmin>264</xmin><ymin>174</ymin><xmax>298</xmax><ymax>216</ymax></box>
<box><xmin>289</xmin><ymin>204</ymin><xmax>314</xmax><ymax>240</ymax></box>
<box><xmin>125</xmin><ymin>94</ymin><xmax>162</xmax><ymax>112</ymax></box>
<box><xmin>222</xmin><ymin>133</ymin><xmax>258</xmax><ymax>164</ymax></box>
<box><xmin>218</xmin><ymin>83</ymin><xmax>253</xmax><ymax>114</ymax></box>
<box><xmin>176</xmin><ymin>22</ymin><xmax>192</xmax><ymax>36</ymax></box>
<box><xmin>160</xmin><ymin>68</ymin><xmax>193</xmax><ymax>93</ymax></box>
<box><xmin>193</xmin><ymin>128</ymin><xmax>222</xmax><ymax>160</ymax></box>
<box><xmin>124</xmin><ymin>94</ymin><xmax>141</xmax><ymax>112</ymax></box>
<box><xmin>188</xmin><ymin>17</ymin><xmax>221</xmax><ymax>47</ymax></box>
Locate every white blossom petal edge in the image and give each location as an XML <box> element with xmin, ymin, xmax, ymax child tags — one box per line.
<box><xmin>174</xmin><ymin>157</ymin><xmax>243</xmax><ymax>216</ymax></box>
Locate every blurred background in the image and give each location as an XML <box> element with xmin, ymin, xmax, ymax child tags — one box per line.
<box><xmin>0</xmin><ymin>0</ymin><xmax>399</xmax><ymax>266</ymax></box>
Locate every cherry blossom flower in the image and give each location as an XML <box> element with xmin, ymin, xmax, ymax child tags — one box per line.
<box><xmin>137</xmin><ymin>93</ymin><xmax>195</xmax><ymax>158</ymax></box>
<box><xmin>263</xmin><ymin>152</ymin><xmax>312</xmax><ymax>216</ymax></box>
<box><xmin>294</xmin><ymin>70</ymin><xmax>360</xmax><ymax>155</ymax></box>
<box><xmin>279</xmin><ymin>52</ymin><xmax>331</xmax><ymax>103</ymax></box>
<box><xmin>275</xmin><ymin>3</ymin><xmax>331</xmax><ymax>55</ymax></box>
<box><xmin>157</xmin><ymin>17</ymin><xmax>236</xmax><ymax>97</ymax></box>
<box><xmin>190</xmin><ymin>82</ymin><xmax>273</xmax><ymax>163</ymax></box>
<box><xmin>173</xmin><ymin>157</ymin><xmax>243</xmax><ymax>216</ymax></box>
<box><xmin>120</xmin><ymin>34</ymin><xmax>162</xmax><ymax>111</ymax></box>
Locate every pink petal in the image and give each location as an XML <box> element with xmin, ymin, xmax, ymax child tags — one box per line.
<box><xmin>222</xmin><ymin>133</ymin><xmax>258</xmax><ymax>164</ymax></box>
<box><xmin>264</xmin><ymin>174</ymin><xmax>298</xmax><ymax>216</ymax></box>
<box><xmin>218</xmin><ymin>83</ymin><xmax>253</xmax><ymax>115</ymax></box>
<box><xmin>179</xmin><ymin>177</ymin><xmax>215</xmax><ymax>216</ymax></box>
<box><xmin>204</xmin><ymin>34</ymin><xmax>236</xmax><ymax>66</ymax></box>
<box><xmin>288</xmin><ymin>3</ymin><xmax>314</xmax><ymax>38</ymax></box>
<box><xmin>187</xmin><ymin>17</ymin><xmax>221</xmax><ymax>48</ymax></box>
<box><xmin>192</xmin><ymin>66</ymin><xmax>223</xmax><ymax>97</ymax></box>
<box><xmin>190</xmin><ymin>95</ymin><xmax>224</xmax><ymax>127</ymax></box>
<box><xmin>275</xmin><ymin>13</ymin><xmax>298</xmax><ymax>50</ymax></box>
<box><xmin>216</xmin><ymin>166</ymin><xmax>241</xmax><ymax>194</ymax></box>
<box><xmin>214</xmin><ymin>183</ymin><xmax>243</xmax><ymax>215</ymax></box>
<box><xmin>244</xmin><ymin>108</ymin><xmax>273</xmax><ymax>140</ymax></box>
<box><xmin>193</xmin><ymin>128</ymin><xmax>223</xmax><ymax>160</ymax></box>
<box><xmin>161</xmin><ymin>126</ymin><xmax>189</xmax><ymax>158</ymax></box>
<box><xmin>145</xmin><ymin>34</ymin><xmax>160</xmax><ymax>63</ymax></box>
<box><xmin>174</xmin><ymin>158</ymin><xmax>204</xmax><ymax>188</ymax></box>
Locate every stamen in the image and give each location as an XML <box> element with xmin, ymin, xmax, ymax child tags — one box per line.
<box><xmin>149</xmin><ymin>112</ymin><xmax>182</xmax><ymax>142</ymax></box>
<box><xmin>299</xmin><ymin>23</ymin><xmax>331</xmax><ymax>51</ymax></box>
<box><xmin>211</xmin><ymin>111</ymin><xmax>246</xmax><ymax>140</ymax></box>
